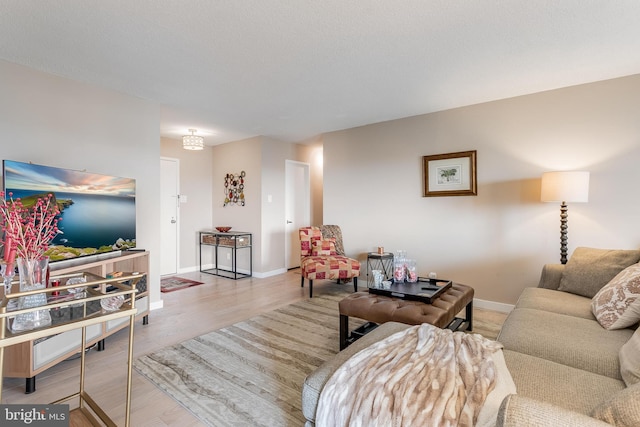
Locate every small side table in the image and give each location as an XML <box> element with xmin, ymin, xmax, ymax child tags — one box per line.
<box><xmin>366</xmin><ymin>252</ymin><xmax>394</xmax><ymax>287</ymax></box>
<box><xmin>199</xmin><ymin>231</ymin><xmax>252</xmax><ymax>279</ymax></box>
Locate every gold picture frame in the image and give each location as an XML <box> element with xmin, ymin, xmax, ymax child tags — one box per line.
<box><xmin>423</xmin><ymin>150</ymin><xmax>477</xmax><ymax>197</ymax></box>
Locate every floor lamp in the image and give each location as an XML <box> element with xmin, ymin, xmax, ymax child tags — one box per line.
<box><xmin>541</xmin><ymin>171</ymin><xmax>590</xmax><ymax>264</ymax></box>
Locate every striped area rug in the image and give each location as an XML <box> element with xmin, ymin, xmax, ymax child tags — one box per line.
<box><xmin>134</xmin><ymin>292</ymin><xmax>362</xmax><ymax>426</ymax></box>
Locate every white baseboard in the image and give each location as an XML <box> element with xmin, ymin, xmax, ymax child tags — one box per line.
<box><xmin>150</xmin><ymin>300</ymin><xmax>164</xmax><ymax>311</ymax></box>
<box><xmin>252</xmin><ymin>268</ymin><xmax>287</xmax><ymax>278</ymax></box>
<box><xmin>179</xmin><ymin>264</ymin><xmax>268</xmax><ymax>277</ymax></box>
<box><xmin>474</xmin><ymin>298</ymin><xmax>514</xmax><ymax>313</ymax></box>
<box><xmin>178</xmin><ymin>265</ymin><xmax>201</xmax><ymax>274</ymax></box>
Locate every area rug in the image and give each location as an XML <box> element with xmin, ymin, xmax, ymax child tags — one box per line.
<box><xmin>134</xmin><ymin>293</ymin><xmax>504</xmax><ymax>426</ymax></box>
<box><xmin>134</xmin><ymin>292</ymin><xmax>359</xmax><ymax>426</ymax></box>
<box><xmin>160</xmin><ymin>276</ymin><xmax>204</xmax><ymax>293</ymax></box>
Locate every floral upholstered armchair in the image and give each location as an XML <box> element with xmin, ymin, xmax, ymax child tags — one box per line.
<box><xmin>299</xmin><ymin>225</ymin><xmax>361</xmax><ymax>298</ymax></box>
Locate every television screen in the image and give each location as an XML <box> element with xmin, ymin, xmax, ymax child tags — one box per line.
<box><xmin>2</xmin><ymin>160</ymin><xmax>136</xmax><ymax>262</ymax></box>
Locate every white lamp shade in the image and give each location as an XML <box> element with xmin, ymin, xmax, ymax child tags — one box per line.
<box><xmin>541</xmin><ymin>171</ymin><xmax>590</xmax><ymax>203</ymax></box>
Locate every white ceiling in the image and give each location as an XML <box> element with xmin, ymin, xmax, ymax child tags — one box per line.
<box><xmin>2</xmin><ymin>1</ymin><xmax>640</xmax><ymax>146</ymax></box>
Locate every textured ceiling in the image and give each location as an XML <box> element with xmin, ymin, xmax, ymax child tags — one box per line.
<box><xmin>2</xmin><ymin>1</ymin><xmax>640</xmax><ymax>145</ymax></box>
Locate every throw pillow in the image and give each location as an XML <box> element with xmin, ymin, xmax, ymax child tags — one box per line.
<box><xmin>591</xmin><ymin>382</ymin><xmax>640</xmax><ymax>426</ymax></box>
<box><xmin>592</xmin><ymin>263</ymin><xmax>640</xmax><ymax>329</ymax></box>
<box><xmin>558</xmin><ymin>247</ymin><xmax>640</xmax><ymax>298</ymax></box>
<box><xmin>311</xmin><ymin>239</ymin><xmax>337</xmax><ymax>256</ymax></box>
<box><xmin>620</xmin><ymin>327</ymin><xmax>640</xmax><ymax>386</ymax></box>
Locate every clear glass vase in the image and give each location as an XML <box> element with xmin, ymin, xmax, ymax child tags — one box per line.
<box><xmin>394</xmin><ymin>250</ymin><xmax>407</xmax><ymax>283</ymax></box>
<box><xmin>1</xmin><ymin>262</ymin><xmax>15</xmax><ymax>297</ymax></box>
<box><xmin>12</xmin><ymin>257</ymin><xmax>52</xmax><ymax>332</ymax></box>
<box><xmin>406</xmin><ymin>259</ymin><xmax>418</xmax><ymax>283</ymax></box>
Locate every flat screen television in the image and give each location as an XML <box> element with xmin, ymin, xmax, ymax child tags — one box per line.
<box><xmin>2</xmin><ymin>160</ymin><xmax>136</xmax><ymax>262</ymax></box>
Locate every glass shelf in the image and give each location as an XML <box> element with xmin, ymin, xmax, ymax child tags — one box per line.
<box><xmin>0</xmin><ymin>271</ymin><xmax>143</xmax><ymax>346</ymax></box>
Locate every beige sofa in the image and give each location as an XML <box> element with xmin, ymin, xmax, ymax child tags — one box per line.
<box><xmin>302</xmin><ymin>247</ymin><xmax>640</xmax><ymax>426</ymax></box>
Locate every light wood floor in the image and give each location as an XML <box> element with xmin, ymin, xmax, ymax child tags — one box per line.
<box><xmin>1</xmin><ymin>270</ymin><xmax>508</xmax><ymax>426</ymax></box>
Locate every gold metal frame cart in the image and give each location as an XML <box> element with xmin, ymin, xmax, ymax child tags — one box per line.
<box><xmin>0</xmin><ymin>271</ymin><xmax>144</xmax><ymax>427</ymax></box>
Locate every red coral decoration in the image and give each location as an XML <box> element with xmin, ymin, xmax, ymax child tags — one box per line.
<box><xmin>0</xmin><ymin>191</ymin><xmax>61</xmax><ymax>269</ymax></box>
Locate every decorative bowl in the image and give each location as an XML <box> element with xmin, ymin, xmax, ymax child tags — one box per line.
<box><xmin>215</xmin><ymin>226</ymin><xmax>232</xmax><ymax>232</ymax></box>
<box><xmin>101</xmin><ymin>294</ymin><xmax>125</xmax><ymax>312</ymax></box>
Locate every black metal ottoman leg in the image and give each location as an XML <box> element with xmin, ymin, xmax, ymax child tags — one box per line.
<box><xmin>466</xmin><ymin>300</ymin><xmax>473</xmax><ymax>331</ymax></box>
<box><xmin>340</xmin><ymin>314</ymin><xmax>349</xmax><ymax>350</ymax></box>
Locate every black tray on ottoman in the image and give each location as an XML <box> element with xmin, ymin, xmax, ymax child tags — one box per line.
<box><xmin>368</xmin><ymin>277</ymin><xmax>452</xmax><ymax>304</ymax></box>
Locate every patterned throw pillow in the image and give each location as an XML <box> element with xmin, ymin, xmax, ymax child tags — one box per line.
<box><xmin>311</xmin><ymin>239</ymin><xmax>337</xmax><ymax>256</ymax></box>
<box><xmin>592</xmin><ymin>263</ymin><xmax>640</xmax><ymax>330</ymax></box>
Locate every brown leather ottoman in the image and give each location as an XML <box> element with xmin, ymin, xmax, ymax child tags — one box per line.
<box><xmin>338</xmin><ymin>283</ymin><xmax>474</xmax><ymax>349</ymax></box>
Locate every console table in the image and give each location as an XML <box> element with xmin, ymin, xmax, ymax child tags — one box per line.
<box><xmin>199</xmin><ymin>231</ymin><xmax>252</xmax><ymax>279</ymax></box>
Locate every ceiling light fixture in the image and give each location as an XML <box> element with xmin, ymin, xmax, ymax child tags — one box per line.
<box><xmin>183</xmin><ymin>129</ymin><xmax>204</xmax><ymax>150</ymax></box>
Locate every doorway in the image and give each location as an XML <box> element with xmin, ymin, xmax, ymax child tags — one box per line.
<box><xmin>160</xmin><ymin>157</ymin><xmax>179</xmax><ymax>276</ymax></box>
<box><xmin>285</xmin><ymin>160</ymin><xmax>310</xmax><ymax>269</ymax></box>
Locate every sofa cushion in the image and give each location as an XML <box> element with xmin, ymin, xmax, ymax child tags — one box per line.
<box><xmin>558</xmin><ymin>247</ymin><xmax>640</xmax><ymax>298</ymax></box>
<box><xmin>311</xmin><ymin>238</ymin><xmax>337</xmax><ymax>256</ymax></box>
<box><xmin>497</xmin><ymin>395</ymin><xmax>616</xmax><ymax>427</ymax></box>
<box><xmin>592</xmin><ymin>263</ymin><xmax>640</xmax><ymax>330</ymax></box>
<box><xmin>516</xmin><ymin>287</ymin><xmax>594</xmax><ymax>319</ymax></box>
<box><xmin>498</xmin><ymin>308</ymin><xmax>633</xmax><ymax>379</ymax></box>
<box><xmin>591</xmin><ymin>382</ymin><xmax>640</xmax><ymax>426</ymax></box>
<box><xmin>503</xmin><ymin>350</ymin><xmax>625</xmax><ymax>416</ymax></box>
<box><xmin>620</xmin><ymin>327</ymin><xmax>640</xmax><ymax>386</ymax></box>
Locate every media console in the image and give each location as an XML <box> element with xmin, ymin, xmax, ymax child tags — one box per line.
<box><xmin>1</xmin><ymin>250</ymin><xmax>150</xmax><ymax>393</ymax></box>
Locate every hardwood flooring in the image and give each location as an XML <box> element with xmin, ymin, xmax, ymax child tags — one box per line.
<box><xmin>0</xmin><ymin>270</ymin><xmax>508</xmax><ymax>426</ymax></box>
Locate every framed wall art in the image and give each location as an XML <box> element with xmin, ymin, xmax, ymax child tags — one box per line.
<box><xmin>423</xmin><ymin>150</ymin><xmax>477</xmax><ymax>197</ymax></box>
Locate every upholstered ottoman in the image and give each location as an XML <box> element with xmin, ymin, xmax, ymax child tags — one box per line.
<box><xmin>338</xmin><ymin>283</ymin><xmax>474</xmax><ymax>349</ymax></box>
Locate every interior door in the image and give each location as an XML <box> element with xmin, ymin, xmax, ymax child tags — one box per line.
<box><xmin>285</xmin><ymin>160</ymin><xmax>310</xmax><ymax>269</ymax></box>
<box><xmin>160</xmin><ymin>157</ymin><xmax>179</xmax><ymax>276</ymax></box>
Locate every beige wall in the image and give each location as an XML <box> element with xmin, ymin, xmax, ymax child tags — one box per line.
<box><xmin>0</xmin><ymin>60</ymin><xmax>163</xmax><ymax>306</ymax></box>
<box><xmin>323</xmin><ymin>74</ymin><xmax>640</xmax><ymax>306</ymax></box>
<box><xmin>160</xmin><ymin>138</ymin><xmax>214</xmax><ymax>271</ymax></box>
<box><xmin>210</xmin><ymin>136</ymin><xmax>312</xmax><ymax>275</ymax></box>
<box><xmin>161</xmin><ymin>133</ymin><xmax>319</xmax><ymax>276</ymax></box>
<box><xmin>211</xmin><ymin>137</ymin><xmax>262</xmax><ymax>274</ymax></box>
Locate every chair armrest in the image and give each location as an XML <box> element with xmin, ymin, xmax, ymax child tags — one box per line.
<box><xmin>497</xmin><ymin>395</ymin><xmax>612</xmax><ymax>427</ymax></box>
<box><xmin>537</xmin><ymin>264</ymin><xmax>565</xmax><ymax>290</ymax></box>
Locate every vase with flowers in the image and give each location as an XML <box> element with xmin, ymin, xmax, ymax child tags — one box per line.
<box><xmin>1</xmin><ymin>191</ymin><xmax>60</xmax><ymax>332</ymax></box>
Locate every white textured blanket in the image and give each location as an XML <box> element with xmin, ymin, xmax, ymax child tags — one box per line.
<box><xmin>316</xmin><ymin>323</ymin><xmax>506</xmax><ymax>427</ymax></box>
